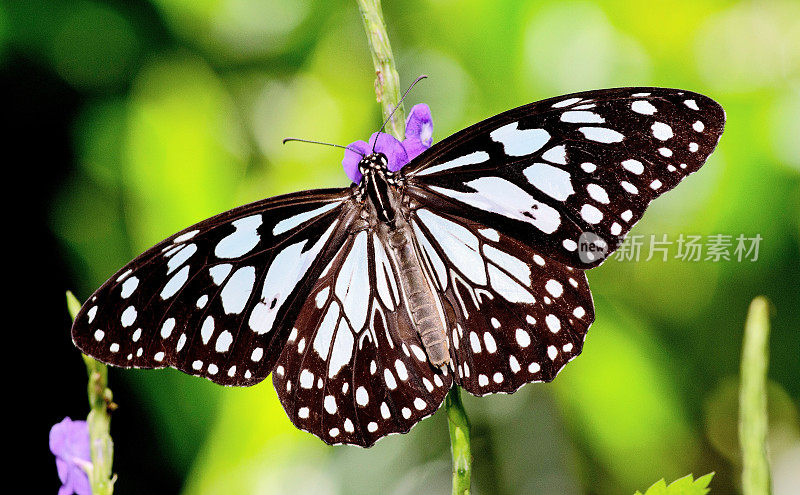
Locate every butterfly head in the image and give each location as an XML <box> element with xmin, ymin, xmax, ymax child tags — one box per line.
<box><xmin>357</xmin><ymin>152</ymin><xmax>389</xmax><ymax>179</ymax></box>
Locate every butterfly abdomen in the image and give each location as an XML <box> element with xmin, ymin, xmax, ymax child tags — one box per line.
<box><xmin>387</xmin><ymin>225</ymin><xmax>450</xmax><ymax>367</ymax></box>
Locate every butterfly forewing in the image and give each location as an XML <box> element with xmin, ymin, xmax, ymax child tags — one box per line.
<box><xmin>273</xmin><ymin>228</ymin><xmax>452</xmax><ymax>446</ymax></box>
<box><xmin>71</xmin><ymin>189</ymin><xmax>355</xmax><ymax>386</ymax></box>
<box><xmin>408</xmin><ymin>205</ymin><xmax>594</xmax><ymax>395</ymax></box>
<box><xmin>405</xmin><ymin>87</ymin><xmax>725</xmax><ymax>268</ymax></box>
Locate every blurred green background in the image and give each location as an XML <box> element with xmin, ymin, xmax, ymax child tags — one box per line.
<box><xmin>9</xmin><ymin>0</ymin><xmax>799</xmax><ymax>493</ymax></box>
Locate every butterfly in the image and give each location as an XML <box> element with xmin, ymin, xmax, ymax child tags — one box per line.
<box><xmin>71</xmin><ymin>87</ymin><xmax>725</xmax><ymax>447</ymax></box>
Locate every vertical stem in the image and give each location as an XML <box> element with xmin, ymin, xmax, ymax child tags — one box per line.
<box><xmin>739</xmin><ymin>296</ymin><xmax>772</xmax><ymax>495</ymax></box>
<box><xmin>356</xmin><ymin>0</ymin><xmax>405</xmax><ymax>140</ymax></box>
<box><xmin>67</xmin><ymin>291</ymin><xmax>116</xmax><ymax>495</ymax></box>
<box><xmin>355</xmin><ymin>2</ymin><xmax>471</xmax><ymax>493</ymax></box>
<box><xmin>446</xmin><ymin>387</ymin><xmax>472</xmax><ymax>495</ymax></box>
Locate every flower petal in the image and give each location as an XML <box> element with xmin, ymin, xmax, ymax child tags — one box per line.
<box><xmin>72</xmin><ymin>466</ymin><xmax>93</xmax><ymax>495</ymax></box>
<box><xmin>50</xmin><ymin>417</ymin><xmax>91</xmax><ymax>460</ymax></box>
<box><xmin>405</xmin><ymin>103</ymin><xmax>433</xmax><ymax>146</ymax></box>
<box><xmin>342</xmin><ymin>140</ymin><xmax>369</xmax><ymax>183</ymax></box>
<box><xmin>369</xmin><ymin>132</ymin><xmax>408</xmax><ymax>172</ymax></box>
<box><xmin>401</xmin><ymin>137</ymin><xmax>430</xmax><ymax>162</ymax></box>
<box><xmin>50</xmin><ymin>418</ymin><xmax>92</xmax><ymax>494</ymax></box>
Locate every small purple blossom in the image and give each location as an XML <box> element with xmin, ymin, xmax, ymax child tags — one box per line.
<box><xmin>342</xmin><ymin>103</ymin><xmax>433</xmax><ymax>183</ymax></box>
<box><xmin>50</xmin><ymin>417</ymin><xmax>92</xmax><ymax>495</ymax></box>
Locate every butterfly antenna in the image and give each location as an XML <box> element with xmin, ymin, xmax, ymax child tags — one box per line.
<box><xmin>372</xmin><ymin>74</ymin><xmax>428</xmax><ymax>154</ymax></box>
<box><xmin>282</xmin><ymin>138</ymin><xmax>365</xmax><ymax>157</ymax></box>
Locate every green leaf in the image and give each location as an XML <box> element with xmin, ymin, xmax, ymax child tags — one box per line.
<box><xmin>634</xmin><ymin>473</ymin><xmax>714</xmax><ymax>495</ymax></box>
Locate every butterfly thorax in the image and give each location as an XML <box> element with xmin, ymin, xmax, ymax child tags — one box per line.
<box><xmin>357</xmin><ymin>152</ymin><xmax>451</xmax><ymax>368</ymax></box>
<box><xmin>359</xmin><ymin>153</ymin><xmax>396</xmax><ymax>224</ymax></box>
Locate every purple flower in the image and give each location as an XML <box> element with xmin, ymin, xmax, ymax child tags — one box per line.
<box><xmin>50</xmin><ymin>417</ymin><xmax>92</xmax><ymax>495</ymax></box>
<box><xmin>342</xmin><ymin>103</ymin><xmax>433</xmax><ymax>183</ymax></box>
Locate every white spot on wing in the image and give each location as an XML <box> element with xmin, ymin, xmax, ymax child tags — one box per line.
<box><xmin>220</xmin><ymin>266</ymin><xmax>256</xmax><ymax>314</ymax></box>
<box><xmin>580</xmin><ymin>204</ymin><xmax>603</xmax><ymax>224</ymax></box>
<box><xmin>300</xmin><ymin>369</ymin><xmax>314</xmax><ymax>389</ymax></box>
<box><xmin>160</xmin><ymin>318</ymin><xmax>175</xmax><ymax>338</ymax></box>
<box><xmin>315</xmin><ymin>287</ymin><xmax>330</xmax><ymax>309</ymax></box>
<box><xmin>215</xmin><ymin>330</ymin><xmax>233</xmax><ymax>352</ymax></box>
<box><xmin>410</xmin><ymin>223</ymin><xmax>448</xmax><ymax>292</ymax></box>
<box><xmin>516</xmin><ymin>328</ymin><xmax>531</xmax><ymax>347</ymax></box>
<box><xmin>488</xmin><ymin>265</ymin><xmax>534</xmax><ymax>304</ymax></box>
<box><xmin>490</xmin><ymin>122</ymin><xmax>550</xmax><ymax>156</ymax></box>
<box><xmin>545</xmin><ymin>279</ymin><xmax>563</xmax><ymax>297</ymax></box>
<box><xmin>120</xmin><ymin>306</ymin><xmax>137</xmax><ymax>327</ymax></box>
<box><xmin>327</xmin><ymin>320</ymin><xmax>354</xmax><ymax>378</ymax></box>
<box><xmin>523</xmin><ymin>163</ymin><xmax>574</xmax><ymax>201</ymax></box>
<box><xmin>335</xmin><ymin>231</ymin><xmax>370</xmax><ymax>330</ymax></box>
<box><xmin>579</xmin><ymin>127</ymin><xmax>624</xmax><ymax>143</ymax></box>
<box><xmin>173</xmin><ymin>230</ymin><xmax>199</xmax><ymax>243</ymax></box>
<box><xmin>167</xmin><ymin>243</ymin><xmax>197</xmax><ymax>274</ymax></box>
<box><xmin>622</xmin><ymin>159</ymin><xmax>644</xmax><ymax>175</ymax></box>
<box><xmin>561</xmin><ymin>110</ymin><xmax>605</xmax><ymax>123</ymax></box>
<box><xmin>215</xmin><ymin>215</ymin><xmax>262</xmax><ymax>259</ymax></box>
<box><xmin>552</xmin><ymin>97</ymin><xmax>582</xmax><ymax>108</ymax></box>
<box><xmin>416</xmin><ymin>210</ymin><xmax>486</xmax><ymax>285</ymax></box>
<box><xmin>384</xmin><ymin>368</ymin><xmax>397</xmax><ymax>390</ymax></box>
<box><xmin>87</xmin><ymin>306</ymin><xmax>98</xmax><ymax>324</ymax></box>
<box><xmin>587</xmin><ymin>184</ymin><xmax>609</xmax><ymax>204</ymax></box>
<box><xmin>430</xmin><ymin>177</ymin><xmax>561</xmax><ymax>234</ymax></box>
<box><xmin>209</xmin><ymin>264</ymin><xmax>232</xmax><ymax>285</ymax></box>
<box><xmin>161</xmin><ymin>265</ymin><xmax>189</xmax><ymax>300</ymax></box>
<box><xmin>651</xmin><ymin>122</ymin><xmax>674</xmax><ymax>141</ymax></box>
<box><xmin>541</xmin><ymin>145</ymin><xmax>567</xmax><ymax>165</ymax></box>
<box><xmin>631</xmin><ymin>100</ymin><xmax>657</xmax><ymax>115</ymax></box>
<box><xmin>356</xmin><ymin>386</ymin><xmax>369</xmax><ymax>406</ymax></box>
<box><xmin>416</xmin><ymin>151</ymin><xmax>490</xmax><ymax>176</ymax></box>
<box><xmin>120</xmin><ymin>277</ymin><xmax>139</xmax><ymax>298</ymax></box>
<box><xmin>482</xmin><ymin>244</ymin><xmax>531</xmax><ymax>286</ymax></box>
<box><xmin>273</xmin><ymin>203</ymin><xmax>338</xmax><ymax>236</ymax></box>
<box><xmin>200</xmin><ymin>316</ymin><xmax>214</xmax><ymax>344</ymax></box>
<box><xmin>546</xmin><ymin>314</ymin><xmax>561</xmax><ymax>333</ymax></box>
<box><xmin>483</xmin><ymin>332</ymin><xmax>497</xmax><ymax>353</ymax></box>
<box><xmin>478</xmin><ymin>228</ymin><xmax>500</xmax><ymax>242</ymax></box>
<box><xmin>621</xmin><ymin>210</ymin><xmax>633</xmax><ymax>222</ymax></box>
<box><xmin>324</xmin><ymin>395</ymin><xmax>337</xmax><ymax>414</ymax></box>
<box><xmin>313</xmin><ymin>301</ymin><xmax>339</xmax><ymax>358</ymax></box>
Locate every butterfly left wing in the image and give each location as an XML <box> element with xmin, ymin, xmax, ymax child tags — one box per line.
<box><xmin>272</xmin><ymin>227</ymin><xmax>453</xmax><ymax>447</ymax></box>
<box><xmin>71</xmin><ymin>188</ymin><xmax>356</xmax><ymax>386</ymax></box>
<box><xmin>403</xmin><ymin>87</ymin><xmax>725</xmax><ymax>269</ymax></box>
<box><xmin>406</xmin><ymin>205</ymin><xmax>594</xmax><ymax>395</ymax></box>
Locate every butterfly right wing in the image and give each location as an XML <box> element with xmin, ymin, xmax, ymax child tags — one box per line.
<box><xmin>406</xmin><ymin>203</ymin><xmax>595</xmax><ymax>396</ymax></box>
<box><xmin>71</xmin><ymin>188</ymin><xmax>357</xmax><ymax>387</ymax></box>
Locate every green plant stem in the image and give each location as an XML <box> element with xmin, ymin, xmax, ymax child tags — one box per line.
<box><xmin>446</xmin><ymin>387</ymin><xmax>472</xmax><ymax>495</ymax></box>
<box><xmin>356</xmin><ymin>0</ymin><xmax>405</xmax><ymax>140</ymax></box>
<box><xmin>355</xmin><ymin>3</ymin><xmax>472</xmax><ymax>493</ymax></box>
<box><xmin>739</xmin><ymin>296</ymin><xmax>771</xmax><ymax>495</ymax></box>
<box><xmin>67</xmin><ymin>291</ymin><xmax>116</xmax><ymax>495</ymax></box>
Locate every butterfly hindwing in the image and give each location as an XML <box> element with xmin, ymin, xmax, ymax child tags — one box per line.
<box><xmin>405</xmin><ymin>87</ymin><xmax>725</xmax><ymax>268</ymax></box>
<box><xmin>273</xmin><ymin>228</ymin><xmax>452</xmax><ymax>446</ymax></box>
<box><xmin>408</xmin><ymin>205</ymin><xmax>594</xmax><ymax>395</ymax></box>
<box><xmin>71</xmin><ymin>189</ymin><xmax>354</xmax><ymax>386</ymax></box>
